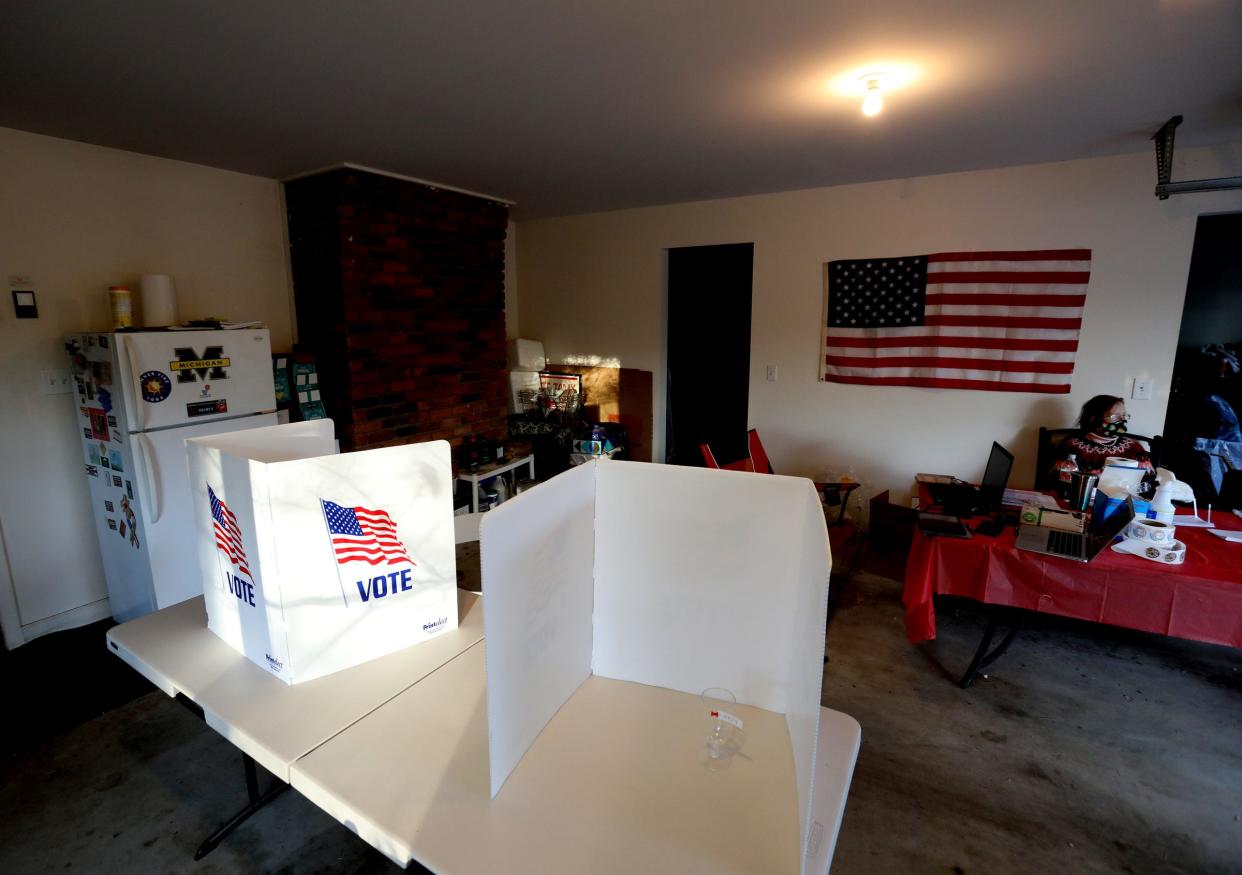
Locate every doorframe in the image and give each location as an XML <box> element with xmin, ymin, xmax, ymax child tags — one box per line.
<box><xmin>663</xmin><ymin>241</ymin><xmax>756</xmax><ymax>466</ymax></box>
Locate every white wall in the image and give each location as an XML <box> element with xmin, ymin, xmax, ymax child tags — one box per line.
<box><xmin>0</xmin><ymin>127</ymin><xmax>293</xmax><ymax>646</ymax></box>
<box><xmin>516</xmin><ymin>145</ymin><xmax>1242</xmax><ymax>502</ymax></box>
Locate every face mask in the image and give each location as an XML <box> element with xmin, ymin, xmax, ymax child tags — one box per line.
<box><xmin>1099</xmin><ymin>419</ymin><xmax>1128</xmax><ymax>436</ymax></box>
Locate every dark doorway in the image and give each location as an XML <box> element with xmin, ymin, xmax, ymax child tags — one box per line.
<box><xmin>666</xmin><ymin>243</ymin><xmax>754</xmax><ymax>465</ymax></box>
<box><xmin>1163</xmin><ymin>212</ymin><xmax>1242</xmax><ymax>508</ymax></box>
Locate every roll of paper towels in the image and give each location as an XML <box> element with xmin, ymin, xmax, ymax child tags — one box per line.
<box><xmin>140</xmin><ymin>274</ymin><xmax>178</xmax><ymax>327</ymax></box>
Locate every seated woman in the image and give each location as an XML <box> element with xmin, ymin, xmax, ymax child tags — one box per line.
<box><xmin>1052</xmin><ymin>394</ymin><xmax>1152</xmax><ymax>478</ymax></box>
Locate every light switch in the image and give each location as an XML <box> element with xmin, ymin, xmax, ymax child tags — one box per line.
<box><xmin>1132</xmin><ymin>378</ymin><xmax>1153</xmax><ymax>401</ymax></box>
<box><xmin>766</xmin><ymin>365</ymin><xmax>778</xmax><ymax>382</ymax></box>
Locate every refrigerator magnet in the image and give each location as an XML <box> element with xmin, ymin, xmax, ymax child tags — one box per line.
<box><xmin>108</xmin><ymin>450</ymin><xmax>124</xmax><ymax>472</ymax></box>
<box><xmin>118</xmin><ymin>521</ymin><xmax>127</xmax><ymax>538</ymax></box>
<box><xmin>89</xmin><ymin>409</ymin><xmax>109</xmax><ymax>440</ymax></box>
<box><xmin>104</xmin><ymin>500</ymin><xmax>114</xmax><ymax>512</ymax></box>
<box><xmin>107</xmin><ymin>415</ymin><xmax>117</xmax><ymax>427</ymax></box>
<box><xmin>106</xmin><ymin>518</ymin><xmax>117</xmax><ymax>531</ymax></box>
<box><xmin>82</xmin><ymin>428</ymin><xmax>92</xmax><ymax>440</ymax></box>
<box><xmin>88</xmin><ymin>444</ymin><xmax>101</xmax><ymax>465</ymax></box>
<box><xmin>187</xmin><ymin>399</ymin><xmax>227</xmax><ymax>418</ymax></box>
<box><xmin>125</xmin><ymin>480</ymin><xmax>133</xmax><ymax>500</ymax></box>
<box><xmin>85</xmin><ymin>464</ymin><xmax>98</xmax><ymax>478</ymax></box>
<box><xmin>140</xmin><ymin>371</ymin><xmax>172</xmax><ymax>403</ymax></box>
<box><xmin>112</xmin><ymin>475</ymin><xmax>122</xmax><ymax>487</ymax></box>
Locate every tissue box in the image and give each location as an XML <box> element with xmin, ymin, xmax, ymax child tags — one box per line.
<box><xmin>187</xmin><ymin>420</ymin><xmax>458</xmax><ymax>684</ymax></box>
<box><xmin>1093</xmin><ymin>491</ymin><xmax>1150</xmax><ymax>524</ymax></box>
<box><xmin>1020</xmin><ymin>505</ymin><xmax>1085</xmax><ymax>532</ymax></box>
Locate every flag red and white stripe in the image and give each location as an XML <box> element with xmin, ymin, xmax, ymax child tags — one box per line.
<box><xmin>822</xmin><ymin>249</ymin><xmax>1090</xmax><ymax>393</ymax></box>
<box><xmin>209</xmin><ymin>485</ymin><xmax>250</xmax><ymax>576</ymax></box>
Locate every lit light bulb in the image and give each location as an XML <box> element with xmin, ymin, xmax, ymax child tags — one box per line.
<box><xmin>861</xmin><ymin>80</ymin><xmax>883</xmax><ymax>117</ymax></box>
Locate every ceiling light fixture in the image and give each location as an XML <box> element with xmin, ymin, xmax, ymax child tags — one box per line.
<box><xmin>859</xmin><ymin>75</ymin><xmax>884</xmax><ymax>117</ymax></box>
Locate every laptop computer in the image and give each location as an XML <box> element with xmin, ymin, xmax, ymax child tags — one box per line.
<box><xmin>1015</xmin><ymin>497</ymin><xmax>1135</xmax><ymax>562</ymax></box>
<box><xmin>926</xmin><ymin>442</ymin><xmax>1015</xmax><ymax>515</ymax></box>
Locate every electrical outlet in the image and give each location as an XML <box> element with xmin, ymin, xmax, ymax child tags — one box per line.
<box><xmin>1132</xmin><ymin>378</ymin><xmax>1153</xmax><ymax>401</ymax></box>
<box><xmin>40</xmin><ymin>368</ymin><xmax>73</xmax><ymax>395</ymax></box>
<box><xmin>766</xmin><ymin>365</ymin><xmax>778</xmax><ymax>382</ymax></box>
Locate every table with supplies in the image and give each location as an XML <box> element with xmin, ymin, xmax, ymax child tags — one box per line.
<box><xmin>107</xmin><ymin>589</ymin><xmax>860</xmax><ymax>873</ymax></box>
<box><xmin>903</xmin><ymin>506</ymin><xmax>1242</xmax><ymax>685</ymax></box>
<box><xmin>456</xmin><ymin>453</ymin><xmax>536</xmax><ymax>512</ymax></box>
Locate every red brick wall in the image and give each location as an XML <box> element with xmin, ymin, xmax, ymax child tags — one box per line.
<box><xmin>286</xmin><ymin>169</ymin><xmax>509</xmax><ymax>451</ymax></box>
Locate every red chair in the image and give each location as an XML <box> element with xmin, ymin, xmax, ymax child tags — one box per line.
<box><xmin>701</xmin><ymin>430</ymin><xmax>861</xmax><ymax>521</ymax></box>
<box><xmin>700</xmin><ymin>429</ymin><xmax>863</xmax><ymax>567</ymax></box>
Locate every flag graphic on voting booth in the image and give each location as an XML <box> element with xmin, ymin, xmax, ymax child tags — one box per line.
<box><xmin>209</xmin><ymin>486</ymin><xmax>250</xmax><ymax>576</ymax></box>
<box><xmin>321</xmin><ymin>500</ymin><xmax>419</xmax><ymax>607</ymax></box>
<box><xmin>187</xmin><ymin>420</ymin><xmax>457</xmax><ymax>684</ymax></box>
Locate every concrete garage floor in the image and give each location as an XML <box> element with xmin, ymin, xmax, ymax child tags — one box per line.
<box><xmin>1</xmin><ymin>563</ymin><xmax>1239</xmax><ymax>874</ymax></box>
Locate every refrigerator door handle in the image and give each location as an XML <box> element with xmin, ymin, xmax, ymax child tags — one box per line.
<box><xmin>123</xmin><ymin>336</ymin><xmax>147</xmax><ymax>432</ymax></box>
<box><xmin>135</xmin><ymin>432</ymin><xmax>163</xmax><ymax>523</ymax></box>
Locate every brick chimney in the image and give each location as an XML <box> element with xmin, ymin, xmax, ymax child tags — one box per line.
<box><xmin>285</xmin><ymin>168</ymin><xmax>509</xmax><ymax>451</ymax></box>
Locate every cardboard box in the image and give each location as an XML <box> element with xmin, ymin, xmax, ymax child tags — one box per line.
<box><xmin>481</xmin><ymin>460</ymin><xmax>829</xmax><ymax>872</ymax></box>
<box><xmin>507</xmin><ymin>338</ymin><xmax>546</xmax><ymax>371</ymax></box>
<box><xmin>1019</xmin><ymin>504</ymin><xmax>1085</xmax><ymax>532</ymax></box>
<box><xmin>187</xmin><ymin>420</ymin><xmax>458</xmax><ymax>684</ymax></box>
<box><xmin>547</xmin><ymin>363</ymin><xmax>654</xmax><ymax>462</ymax></box>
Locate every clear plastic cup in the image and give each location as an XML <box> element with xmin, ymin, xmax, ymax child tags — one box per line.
<box><xmin>700</xmin><ymin>687</ymin><xmax>747</xmax><ymax>770</ymax></box>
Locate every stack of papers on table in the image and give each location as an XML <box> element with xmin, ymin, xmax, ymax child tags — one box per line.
<box><xmin>1004</xmin><ymin>489</ymin><xmax>1059</xmax><ymax>509</ymax></box>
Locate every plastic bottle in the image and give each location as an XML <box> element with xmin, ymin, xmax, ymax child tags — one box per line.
<box><xmin>1058</xmin><ymin>454</ymin><xmax>1077</xmax><ymax>499</ymax></box>
<box><xmin>1149</xmin><ymin>483</ymin><xmax>1176</xmax><ymax>525</ymax></box>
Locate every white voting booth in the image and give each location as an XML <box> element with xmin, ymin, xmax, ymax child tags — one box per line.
<box><xmin>481</xmin><ymin>460</ymin><xmax>831</xmax><ymax>873</ymax></box>
<box><xmin>186</xmin><ymin>420</ymin><xmax>458</xmax><ymax>685</ymax></box>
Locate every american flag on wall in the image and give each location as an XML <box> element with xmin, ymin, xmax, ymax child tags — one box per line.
<box><xmin>821</xmin><ymin>249</ymin><xmax>1090</xmax><ymax>393</ymax></box>
<box><xmin>209</xmin><ymin>485</ymin><xmax>250</xmax><ymax>576</ymax></box>
<box><xmin>321</xmin><ymin>499</ymin><xmax>415</xmax><ymax>566</ymax></box>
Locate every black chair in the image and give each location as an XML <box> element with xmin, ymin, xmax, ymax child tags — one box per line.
<box><xmin>1034</xmin><ymin>427</ymin><xmax>1162</xmax><ymax>491</ymax></box>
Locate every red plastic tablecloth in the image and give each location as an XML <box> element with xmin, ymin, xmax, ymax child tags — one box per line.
<box><xmin>903</xmin><ymin>509</ymin><xmax>1242</xmax><ymax>648</ymax></box>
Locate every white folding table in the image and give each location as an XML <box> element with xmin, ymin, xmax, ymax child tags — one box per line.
<box><xmin>106</xmin><ymin>590</ymin><xmax>859</xmax><ymax>872</ymax></box>
<box><xmin>106</xmin><ymin>589</ymin><xmax>485</xmax><ymax>857</ymax></box>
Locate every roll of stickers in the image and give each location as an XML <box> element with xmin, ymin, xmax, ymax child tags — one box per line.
<box><xmin>1123</xmin><ymin>518</ymin><xmax>1176</xmax><ymax>545</ymax></box>
<box><xmin>1111</xmin><ymin>537</ymin><xmax>1186</xmax><ymax>564</ymax></box>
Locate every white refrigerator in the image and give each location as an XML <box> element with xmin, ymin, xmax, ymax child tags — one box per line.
<box><xmin>66</xmin><ymin>328</ymin><xmax>279</xmax><ymax>621</ymax></box>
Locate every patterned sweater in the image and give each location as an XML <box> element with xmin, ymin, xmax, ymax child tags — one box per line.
<box><xmin>1054</xmin><ymin>434</ymin><xmax>1151</xmax><ymax>478</ymax></box>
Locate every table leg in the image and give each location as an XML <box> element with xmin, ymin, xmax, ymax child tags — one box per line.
<box><xmin>194</xmin><ymin>752</ymin><xmax>290</xmax><ymax>860</ymax></box>
<box><xmin>471</xmin><ymin>481</ymin><xmax>479</xmax><ymax>513</ymax></box>
<box><xmin>173</xmin><ymin>694</ymin><xmax>290</xmax><ymax>860</ymax></box>
<box><xmin>528</xmin><ymin>458</ymin><xmax>535</xmax><ymax>480</ymax></box>
<box><xmin>958</xmin><ymin>607</ymin><xmax>1026</xmax><ymax>689</ymax></box>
